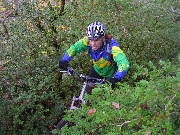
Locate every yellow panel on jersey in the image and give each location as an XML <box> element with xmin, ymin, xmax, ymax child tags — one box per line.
<box><xmin>112</xmin><ymin>46</ymin><xmax>125</xmax><ymax>59</ymax></box>
<box><xmin>93</xmin><ymin>58</ymin><xmax>111</xmax><ymax>68</ymax></box>
<box><xmin>82</xmin><ymin>36</ymin><xmax>89</xmax><ymax>46</ymax></box>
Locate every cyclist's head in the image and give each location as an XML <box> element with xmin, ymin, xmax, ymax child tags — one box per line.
<box><xmin>86</xmin><ymin>22</ymin><xmax>105</xmax><ymax>40</ymax></box>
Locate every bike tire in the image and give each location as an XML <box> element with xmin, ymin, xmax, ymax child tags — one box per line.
<box><xmin>51</xmin><ymin>120</ymin><xmax>67</xmax><ymax>135</ymax></box>
<box><xmin>56</xmin><ymin>120</ymin><xmax>68</xmax><ymax>130</ymax></box>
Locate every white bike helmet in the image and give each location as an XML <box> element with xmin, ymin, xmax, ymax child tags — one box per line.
<box><xmin>86</xmin><ymin>22</ymin><xmax>105</xmax><ymax>40</ymax></box>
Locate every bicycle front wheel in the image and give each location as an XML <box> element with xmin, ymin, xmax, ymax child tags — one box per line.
<box><xmin>56</xmin><ymin>119</ymin><xmax>68</xmax><ymax>130</ymax></box>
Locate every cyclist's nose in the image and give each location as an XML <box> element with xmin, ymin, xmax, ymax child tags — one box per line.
<box><xmin>90</xmin><ymin>40</ymin><xmax>96</xmax><ymax>46</ymax></box>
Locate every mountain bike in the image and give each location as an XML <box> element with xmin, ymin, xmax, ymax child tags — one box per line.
<box><xmin>51</xmin><ymin>67</ymin><xmax>106</xmax><ymax>134</ymax></box>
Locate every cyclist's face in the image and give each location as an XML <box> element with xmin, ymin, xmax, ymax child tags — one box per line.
<box><xmin>89</xmin><ymin>36</ymin><xmax>105</xmax><ymax>50</ymax></box>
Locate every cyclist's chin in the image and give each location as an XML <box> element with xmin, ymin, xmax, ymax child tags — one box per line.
<box><xmin>92</xmin><ymin>46</ymin><xmax>99</xmax><ymax>50</ymax></box>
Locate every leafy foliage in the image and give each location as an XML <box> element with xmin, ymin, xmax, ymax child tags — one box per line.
<box><xmin>0</xmin><ymin>0</ymin><xmax>180</xmax><ymax>134</ymax></box>
<box><xmin>54</xmin><ymin>60</ymin><xmax>180</xmax><ymax>135</ymax></box>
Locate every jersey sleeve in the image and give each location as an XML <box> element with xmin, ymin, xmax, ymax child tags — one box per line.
<box><xmin>61</xmin><ymin>36</ymin><xmax>89</xmax><ymax>62</ymax></box>
<box><xmin>109</xmin><ymin>39</ymin><xmax>130</xmax><ymax>80</ymax></box>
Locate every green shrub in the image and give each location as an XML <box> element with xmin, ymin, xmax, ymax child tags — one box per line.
<box><xmin>54</xmin><ymin>60</ymin><xmax>180</xmax><ymax>135</ymax></box>
<box><xmin>0</xmin><ymin>0</ymin><xmax>179</xmax><ymax>134</ymax></box>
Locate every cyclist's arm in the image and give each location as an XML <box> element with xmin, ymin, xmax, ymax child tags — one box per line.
<box><xmin>61</xmin><ymin>36</ymin><xmax>89</xmax><ymax>62</ymax></box>
<box><xmin>109</xmin><ymin>39</ymin><xmax>130</xmax><ymax>80</ymax></box>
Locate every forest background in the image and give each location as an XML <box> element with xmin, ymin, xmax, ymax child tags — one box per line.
<box><xmin>0</xmin><ymin>0</ymin><xmax>180</xmax><ymax>134</ymax></box>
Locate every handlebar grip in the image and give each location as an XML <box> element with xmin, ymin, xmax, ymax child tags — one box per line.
<box><xmin>60</xmin><ymin>71</ymin><xmax>68</xmax><ymax>73</ymax></box>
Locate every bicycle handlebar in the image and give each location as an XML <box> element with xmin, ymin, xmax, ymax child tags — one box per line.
<box><xmin>60</xmin><ymin>67</ymin><xmax>106</xmax><ymax>84</ymax></box>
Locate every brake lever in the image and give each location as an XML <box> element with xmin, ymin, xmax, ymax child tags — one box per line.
<box><xmin>67</xmin><ymin>67</ymin><xmax>74</xmax><ymax>76</ymax></box>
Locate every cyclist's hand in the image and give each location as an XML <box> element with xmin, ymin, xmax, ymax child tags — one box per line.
<box><xmin>59</xmin><ymin>60</ymin><xmax>69</xmax><ymax>70</ymax></box>
<box><xmin>106</xmin><ymin>77</ymin><xmax>119</xmax><ymax>89</ymax></box>
<box><xmin>114</xmin><ymin>70</ymin><xmax>126</xmax><ymax>80</ymax></box>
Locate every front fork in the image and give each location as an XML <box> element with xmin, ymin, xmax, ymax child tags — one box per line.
<box><xmin>70</xmin><ymin>81</ymin><xmax>88</xmax><ymax>110</ymax></box>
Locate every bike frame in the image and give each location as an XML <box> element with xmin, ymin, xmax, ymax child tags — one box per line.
<box><xmin>50</xmin><ymin>67</ymin><xmax>106</xmax><ymax>134</ymax></box>
<box><xmin>70</xmin><ymin>81</ymin><xmax>87</xmax><ymax>110</ymax></box>
<box><xmin>60</xmin><ymin>67</ymin><xmax>106</xmax><ymax>110</ymax></box>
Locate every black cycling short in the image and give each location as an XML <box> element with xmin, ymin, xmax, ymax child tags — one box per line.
<box><xmin>88</xmin><ymin>68</ymin><xmax>103</xmax><ymax>79</ymax></box>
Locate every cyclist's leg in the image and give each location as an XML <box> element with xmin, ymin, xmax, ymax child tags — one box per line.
<box><xmin>88</xmin><ymin>68</ymin><xmax>103</xmax><ymax>79</ymax></box>
<box><xmin>87</xmin><ymin>68</ymin><xmax>103</xmax><ymax>94</ymax></box>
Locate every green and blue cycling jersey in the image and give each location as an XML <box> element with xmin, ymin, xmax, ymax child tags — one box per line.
<box><xmin>61</xmin><ymin>36</ymin><xmax>129</xmax><ymax>80</ymax></box>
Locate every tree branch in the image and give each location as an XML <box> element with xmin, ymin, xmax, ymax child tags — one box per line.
<box><xmin>0</xmin><ymin>10</ymin><xmax>13</xmax><ymax>39</ymax></box>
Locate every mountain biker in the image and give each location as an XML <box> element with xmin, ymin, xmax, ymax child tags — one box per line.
<box><xmin>59</xmin><ymin>22</ymin><xmax>129</xmax><ymax>89</ymax></box>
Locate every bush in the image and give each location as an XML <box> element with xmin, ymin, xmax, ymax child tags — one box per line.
<box><xmin>54</xmin><ymin>60</ymin><xmax>180</xmax><ymax>135</ymax></box>
<box><xmin>0</xmin><ymin>0</ymin><xmax>179</xmax><ymax>134</ymax></box>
